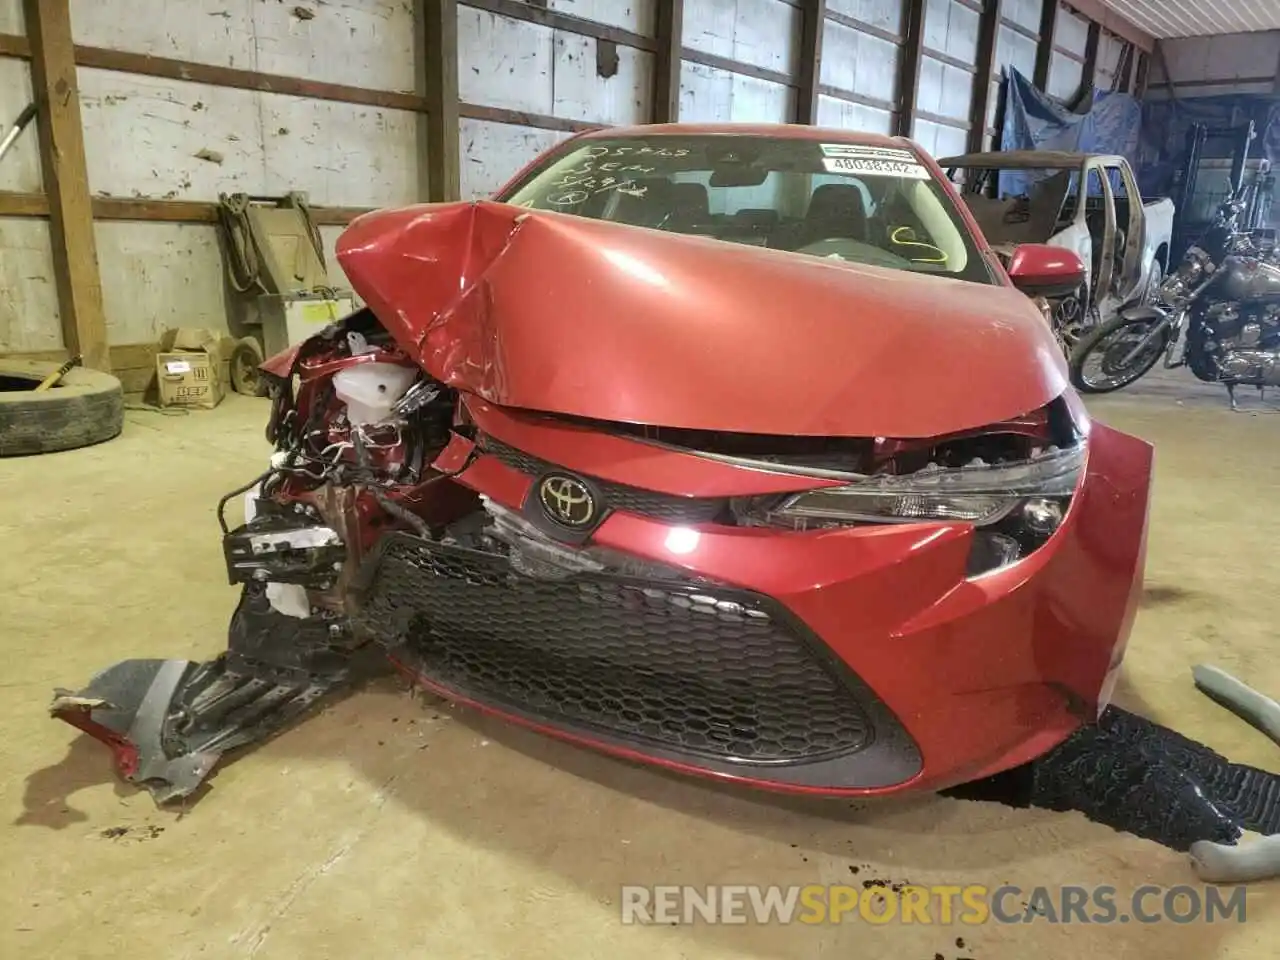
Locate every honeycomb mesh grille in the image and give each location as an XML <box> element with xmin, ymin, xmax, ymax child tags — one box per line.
<box><xmin>480</xmin><ymin>435</ymin><xmax>729</xmax><ymax>524</ymax></box>
<box><xmin>359</xmin><ymin>536</ymin><xmax>873</xmax><ymax>764</ymax></box>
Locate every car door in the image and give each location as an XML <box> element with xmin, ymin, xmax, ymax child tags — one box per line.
<box><xmin>1083</xmin><ymin>160</ymin><xmax>1117</xmax><ymax>312</ymax></box>
<box><xmin>1108</xmin><ymin>160</ymin><xmax>1145</xmax><ymax>301</ymax></box>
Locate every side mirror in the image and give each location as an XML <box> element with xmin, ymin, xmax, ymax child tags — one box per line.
<box><xmin>1005</xmin><ymin>244</ymin><xmax>1086</xmax><ymax>299</ymax></box>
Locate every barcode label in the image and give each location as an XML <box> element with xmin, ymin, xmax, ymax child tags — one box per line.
<box><xmin>822</xmin><ymin>156</ymin><xmax>931</xmax><ymax>179</ymax></box>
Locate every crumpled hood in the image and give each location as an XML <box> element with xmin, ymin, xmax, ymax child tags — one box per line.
<box><xmin>336</xmin><ymin>200</ymin><xmax>1068</xmax><ymax>438</ymax></box>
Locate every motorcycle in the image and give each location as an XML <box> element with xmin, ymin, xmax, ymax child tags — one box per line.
<box><xmin>1068</xmin><ymin>195</ymin><xmax>1280</xmax><ymax>408</ymax></box>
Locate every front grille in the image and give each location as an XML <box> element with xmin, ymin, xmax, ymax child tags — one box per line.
<box><xmin>357</xmin><ymin>534</ymin><xmax>875</xmax><ymax>765</ymax></box>
<box><xmin>480</xmin><ymin>435</ymin><xmax>729</xmax><ymax>525</ymax></box>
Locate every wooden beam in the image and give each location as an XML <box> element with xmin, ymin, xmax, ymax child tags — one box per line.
<box><xmin>795</xmin><ymin>0</ymin><xmax>826</xmax><ymax>124</ymax></box>
<box><xmin>1033</xmin><ymin>0</ymin><xmax>1058</xmax><ymax>92</ymax></box>
<box><xmin>0</xmin><ymin>343</ymin><xmax>158</xmax><ymax>397</ymax></box>
<box><xmin>1082</xmin><ymin>20</ymin><xmax>1101</xmax><ymax>91</ymax></box>
<box><xmin>423</xmin><ymin>0</ymin><xmax>460</xmax><ymax>202</ymax></box>
<box><xmin>652</xmin><ymin>0</ymin><xmax>684</xmax><ymax>123</ymax></box>
<box><xmin>925</xmin><ymin>47</ymin><xmax>977</xmax><ymax>75</ymax></box>
<box><xmin>458</xmin><ymin>103</ymin><xmax>603</xmax><ymax>133</ymax></box>
<box><xmin>0</xmin><ymin>190</ymin><xmax>373</xmax><ymax>226</ymax></box>
<box><xmin>78</xmin><ymin>44</ymin><xmax>427</xmax><ymax>113</ymax></box>
<box><xmin>1</xmin><ymin>343</ymin><xmax>155</xmax><ymax>366</ymax></box>
<box><xmin>1117</xmin><ymin>39</ymin><xmax>1135</xmax><ymax>93</ymax></box>
<box><xmin>681</xmin><ymin>48</ymin><xmax>795</xmax><ymax>88</ymax></box>
<box><xmin>0</xmin><ymin>32</ymin><xmax>429</xmax><ymax>113</ymax></box>
<box><xmin>0</xmin><ymin>191</ymin><xmax>49</xmax><ymax>217</ymax></box>
<box><xmin>1052</xmin><ymin>44</ymin><xmax>1086</xmax><ymax>65</ymax></box>
<box><xmin>824</xmin><ymin>10</ymin><xmax>901</xmax><ymax>45</ymax></box>
<box><xmin>1134</xmin><ymin>50</ymin><xmax>1149</xmax><ymax>98</ymax></box>
<box><xmin>461</xmin><ymin>0</ymin><xmax>658</xmax><ymax>53</ymax></box>
<box><xmin>1000</xmin><ymin>17</ymin><xmax>1038</xmax><ymax>43</ymax></box>
<box><xmin>915</xmin><ymin>109</ymin><xmax>969</xmax><ymax>131</ymax></box>
<box><xmin>817</xmin><ymin>85</ymin><xmax>896</xmax><ymax>115</ymax></box>
<box><xmin>968</xmin><ymin>0</ymin><xmax>1003</xmax><ymax>153</ymax></box>
<box><xmin>0</xmin><ymin>31</ymin><xmax>29</xmax><ymax>58</ymax></box>
<box><xmin>23</xmin><ymin>0</ymin><xmax>110</xmax><ymax>373</ymax></box>
<box><xmin>895</xmin><ymin>0</ymin><xmax>926</xmax><ymax>137</ymax></box>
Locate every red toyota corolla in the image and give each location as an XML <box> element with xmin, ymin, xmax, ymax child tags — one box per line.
<box><xmin>53</xmin><ymin>124</ymin><xmax>1153</xmax><ymax>804</ymax></box>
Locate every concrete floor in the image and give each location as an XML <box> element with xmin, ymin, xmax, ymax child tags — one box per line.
<box><xmin>2</xmin><ymin>370</ymin><xmax>1279</xmax><ymax>960</ymax></box>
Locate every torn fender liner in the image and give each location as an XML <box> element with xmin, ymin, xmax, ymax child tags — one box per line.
<box><xmin>51</xmin><ymin>586</ymin><xmax>354</xmax><ymax>803</ymax></box>
<box><xmin>336</xmin><ymin>201</ymin><xmax>1069</xmax><ymax>439</ymax></box>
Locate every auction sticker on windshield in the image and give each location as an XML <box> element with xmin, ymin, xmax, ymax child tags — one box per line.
<box><xmin>820</xmin><ymin>144</ymin><xmax>930</xmax><ymax>179</ymax></box>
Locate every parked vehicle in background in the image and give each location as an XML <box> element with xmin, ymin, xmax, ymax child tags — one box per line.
<box><xmin>939</xmin><ymin>151</ymin><xmax>1176</xmax><ymax>352</ymax></box>
<box><xmin>1070</xmin><ymin>193</ymin><xmax>1280</xmax><ymax>407</ymax></box>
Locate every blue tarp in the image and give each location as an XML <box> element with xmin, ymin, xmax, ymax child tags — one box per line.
<box><xmin>998</xmin><ymin>66</ymin><xmax>1280</xmax><ymax>202</ymax></box>
<box><xmin>997</xmin><ymin>67</ymin><xmax>1143</xmax><ymax>198</ymax></box>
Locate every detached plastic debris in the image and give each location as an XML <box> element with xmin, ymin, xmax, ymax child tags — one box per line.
<box><xmin>51</xmin><ymin>587</ymin><xmax>355</xmax><ymax>804</ymax></box>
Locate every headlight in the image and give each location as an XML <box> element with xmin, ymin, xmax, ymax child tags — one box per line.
<box><xmin>766</xmin><ymin>444</ymin><xmax>1082</xmax><ymax>524</ymax></box>
<box><xmin>757</xmin><ymin>444</ymin><xmax>1085</xmax><ymax>577</ymax></box>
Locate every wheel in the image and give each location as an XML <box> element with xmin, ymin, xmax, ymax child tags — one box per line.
<box><xmin>0</xmin><ymin>358</ymin><xmax>124</xmax><ymax>456</ymax></box>
<box><xmin>227</xmin><ymin>338</ymin><xmax>266</xmax><ymax>396</ymax></box>
<box><xmin>1069</xmin><ymin>314</ymin><xmax>1168</xmax><ymax>394</ymax></box>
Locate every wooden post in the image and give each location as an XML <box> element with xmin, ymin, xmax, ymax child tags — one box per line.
<box><xmin>653</xmin><ymin>0</ymin><xmax>684</xmax><ymax>122</ymax></box>
<box><xmin>1083</xmin><ymin>21</ymin><xmax>1101</xmax><ymax>91</ymax></box>
<box><xmin>968</xmin><ymin>0</ymin><xmax>1003</xmax><ymax>152</ymax></box>
<box><xmin>1134</xmin><ymin>49</ymin><xmax>1149</xmax><ymax>98</ymax></box>
<box><xmin>1033</xmin><ymin>0</ymin><xmax>1058</xmax><ymax>92</ymax></box>
<box><xmin>795</xmin><ymin>0</ymin><xmax>826</xmax><ymax>125</ymax></box>
<box><xmin>1117</xmin><ymin>40</ymin><xmax>1135</xmax><ymax>93</ymax></box>
<box><xmin>423</xmin><ymin>0</ymin><xmax>460</xmax><ymax>202</ymax></box>
<box><xmin>23</xmin><ymin>0</ymin><xmax>109</xmax><ymax>372</ymax></box>
<box><xmin>895</xmin><ymin>0</ymin><xmax>926</xmax><ymax>137</ymax></box>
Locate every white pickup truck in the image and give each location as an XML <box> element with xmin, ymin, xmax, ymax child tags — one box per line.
<box><xmin>939</xmin><ymin>150</ymin><xmax>1175</xmax><ymax>337</ymax></box>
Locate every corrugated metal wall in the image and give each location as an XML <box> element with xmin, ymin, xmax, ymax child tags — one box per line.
<box><xmin>458</xmin><ymin>0</ymin><xmax>1151</xmax><ymax>194</ymax></box>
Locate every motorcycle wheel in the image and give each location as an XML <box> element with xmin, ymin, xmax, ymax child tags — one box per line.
<box><xmin>1069</xmin><ymin>313</ymin><xmax>1168</xmax><ymax>393</ymax></box>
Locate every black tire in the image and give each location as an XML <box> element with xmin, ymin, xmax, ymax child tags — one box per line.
<box><xmin>0</xmin><ymin>359</ymin><xmax>124</xmax><ymax>456</ymax></box>
<box><xmin>227</xmin><ymin>338</ymin><xmax>265</xmax><ymax>396</ymax></box>
<box><xmin>1069</xmin><ymin>314</ymin><xmax>1168</xmax><ymax>394</ymax></box>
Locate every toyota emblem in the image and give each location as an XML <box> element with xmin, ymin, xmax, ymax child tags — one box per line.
<box><xmin>538</xmin><ymin>474</ymin><xmax>597</xmax><ymax>528</ymax></box>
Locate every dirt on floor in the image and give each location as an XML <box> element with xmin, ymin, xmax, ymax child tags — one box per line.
<box><xmin>1</xmin><ymin>369</ymin><xmax>1278</xmax><ymax>960</ymax></box>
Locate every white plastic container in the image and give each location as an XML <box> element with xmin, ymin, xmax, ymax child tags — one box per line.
<box><xmin>333</xmin><ymin>362</ymin><xmax>418</xmax><ymax>425</ymax></box>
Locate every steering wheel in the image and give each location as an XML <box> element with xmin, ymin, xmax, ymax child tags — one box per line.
<box><xmin>793</xmin><ymin>237</ymin><xmax>912</xmax><ymax>269</ymax></box>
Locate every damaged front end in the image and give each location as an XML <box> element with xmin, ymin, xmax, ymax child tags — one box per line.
<box><xmin>51</xmin><ymin>311</ymin><xmax>472</xmax><ymax>803</ymax></box>
<box><xmin>47</xmin><ymin>200</ymin><xmax>1108</xmax><ymax>805</ymax></box>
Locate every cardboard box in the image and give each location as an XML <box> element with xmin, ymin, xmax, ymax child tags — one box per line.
<box><xmin>156</xmin><ymin>328</ymin><xmax>227</xmax><ymax>409</ymax></box>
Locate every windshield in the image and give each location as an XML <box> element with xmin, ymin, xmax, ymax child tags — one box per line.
<box><xmin>498</xmin><ymin>135</ymin><xmax>995</xmax><ymax>284</ymax></box>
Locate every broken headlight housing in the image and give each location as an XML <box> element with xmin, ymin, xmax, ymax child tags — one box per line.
<box><xmin>745</xmin><ymin>444</ymin><xmax>1085</xmax><ymax>577</ymax></box>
